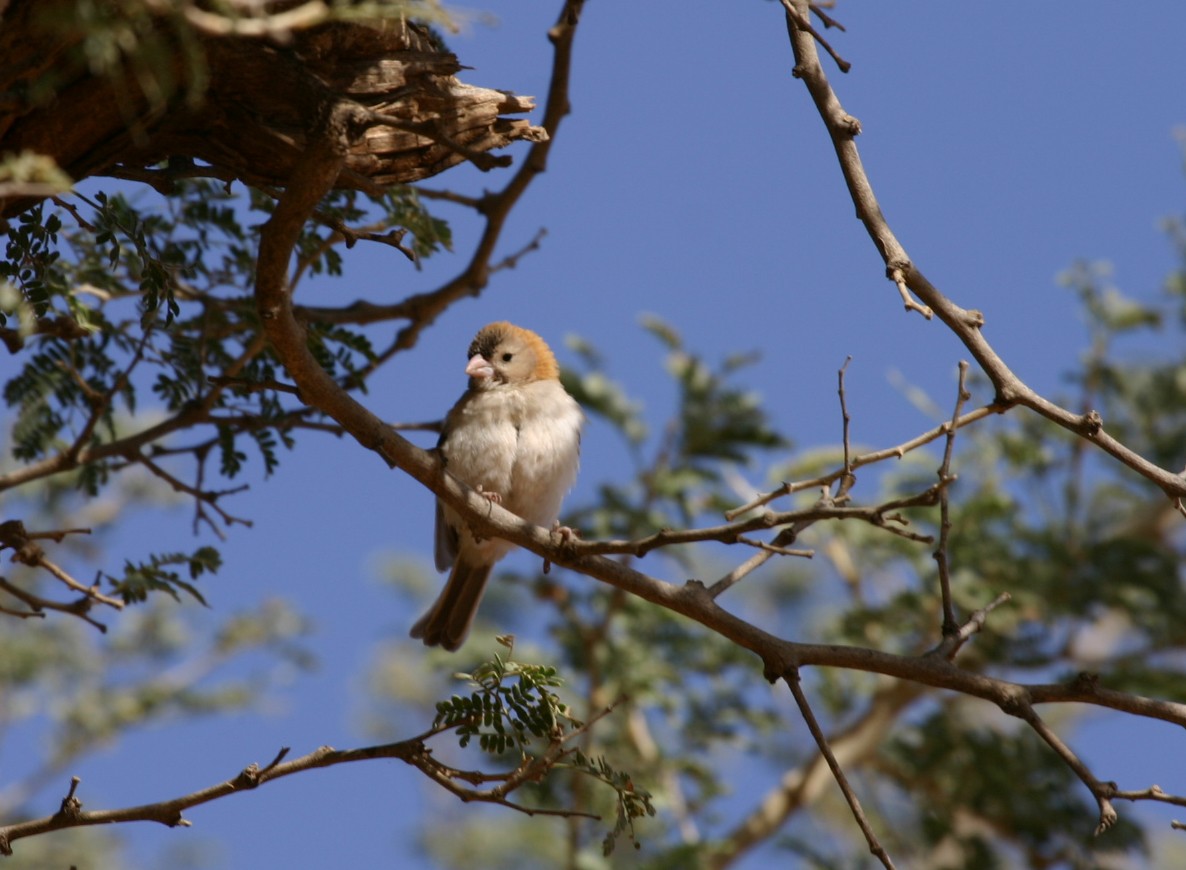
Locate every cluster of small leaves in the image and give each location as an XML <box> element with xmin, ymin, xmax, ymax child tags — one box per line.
<box><xmin>432</xmin><ymin>644</ymin><xmax>655</xmax><ymax>855</ymax></box>
<box><xmin>3</xmin><ymin>167</ymin><xmax>458</xmax><ymax>633</ymax></box>
<box><xmin>102</xmin><ymin>546</ymin><xmax>221</xmax><ymax>605</ymax></box>
<box><xmin>645</xmin><ymin>315</ymin><xmax>786</xmax><ymax>467</ymax></box>
<box><xmin>2</xmin><ymin>321</ymin><xmax>141</xmax><ymax>475</ymax></box>
<box><xmin>89</xmin><ymin>190</ymin><xmax>185</xmax><ymax>324</ymax></box>
<box><xmin>0</xmin><ymin>185</ymin><xmax>290</xmax><ymax>488</ymax></box>
<box><xmin>568</xmin><ymin>748</ymin><xmax>656</xmax><ymax>856</ymax></box>
<box><xmin>0</xmin><ymin>202</ymin><xmax>66</xmax><ymax>324</ymax></box>
<box><xmin>433</xmin><ymin>647</ymin><xmax>576</xmax><ymax>755</ymax></box>
<box><xmin>307</xmin><ymin>322</ymin><xmax>378</xmax><ymax>391</ymax></box>
<box><xmin>4</xmin><ymin>163</ymin><xmax>460</xmax><ymax>498</ymax></box>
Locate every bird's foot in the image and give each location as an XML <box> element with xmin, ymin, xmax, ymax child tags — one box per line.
<box><xmin>476</xmin><ymin>485</ymin><xmax>502</xmax><ymax>504</ymax></box>
<box><xmin>543</xmin><ymin>522</ymin><xmax>580</xmax><ymax>575</ymax></box>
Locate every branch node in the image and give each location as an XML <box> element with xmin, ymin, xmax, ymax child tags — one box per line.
<box><xmin>888</xmin><ymin>268</ymin><xmax>932</xmax><ymax>319</ymax></box>
<box><xmin>56</xmin><ymin>776</ymin><xmax>83</xmax><ymax>821</ymax></box>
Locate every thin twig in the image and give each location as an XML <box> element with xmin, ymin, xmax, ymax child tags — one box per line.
<box><xmin>128</xmin><ymin>448</ymin><xmax>252</xmax><ymax>530</ymax></box>
<box><xmin>31</xmin><ymin>557</ymin><xmax>125</xmax><ymax>610</ymax></box>
<box><xmin>934</xmin><ymin>361</ymin><xmax>970</xmax><ymax>635</ymax></box>
<box><xmin>784</xmin><ymin>670</ymin><xmax>896</xmax><ymax>868</ymax></box>
<box><xmin>0</xmin><ymin>578</ymin><xmax>107</xmax><ymax>632</ymax></box>
<box><xmin>724</xmin><ymin>404</ymin><xmax>997</xmax><ymax>520</ymax></box>
<box><xmin>736</xmin><ymin>536</ymin><xmax>814</xmax><ymax>559</ymax></box>
<box><xmin>926</xmin><ymin>591</ymin><xmax>1011</xmax><ymax>661</ymax></box>
<box><xmin>579</xmin><ymin>483</ymin><xmax>941</xmax><ymax>560</ymax></box>
<box><xmin>837</xmin><ymin>355</ymin><xmax>855</xmax><ymax>498</ymax></box>
<box><xmin>1022</xmin><ymin>708</ymin><xmax>1118</xmax><ymax>835</ymax></box>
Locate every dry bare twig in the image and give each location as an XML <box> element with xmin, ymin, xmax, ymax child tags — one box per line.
<box><xmin>781</xmin><ymin>0</ymin><xmax>1186</xmax><ymax>504</ymax></box>
<box><xmin>0</xmin><ymin>726</ymin><xmax>601</xmax><ymax>856</ymax></box>
<box><xmin>933</xmin><ymin>360</ymin><xmax>971</xmax><ymax>635</ymax></box>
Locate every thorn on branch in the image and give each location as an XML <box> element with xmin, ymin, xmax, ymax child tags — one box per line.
<box><xmin>261</xmin><ymin>747</ymin><xmax>292</xmax><ymax>775</ymax></box>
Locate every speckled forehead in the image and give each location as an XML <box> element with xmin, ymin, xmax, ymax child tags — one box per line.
<box><xmin>468</xmin><ymin>324</ymin><xmax>511</xmax><ymax>360</ymax></box>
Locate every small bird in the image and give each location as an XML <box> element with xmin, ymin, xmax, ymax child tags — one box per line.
<box><xmin>411</xmin><ymin>321</ymin><xmax>583</xmax><ymax>651</ymax></box>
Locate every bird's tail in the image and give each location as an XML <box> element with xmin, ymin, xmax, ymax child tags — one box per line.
<box><xmin>410</xmin><ymin>558</ymin><xmax>494</xmax><ymax>651</ymax></box>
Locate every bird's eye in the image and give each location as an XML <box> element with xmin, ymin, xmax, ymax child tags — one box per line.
<box><xmin>501</xmin><ymin>352</ymin><xmax>513</xmax><ymax>362</ymax></box>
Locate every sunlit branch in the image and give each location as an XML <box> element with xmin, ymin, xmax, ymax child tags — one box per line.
<box><xmin>781</xmin><ymin>0</ymin><xmax>1186</xmax><ymax>504</ymax></box>
<box><xmin>724</xmin><ymin>404</ymin><xmax>997</xmax><ymax>520</ymax></box>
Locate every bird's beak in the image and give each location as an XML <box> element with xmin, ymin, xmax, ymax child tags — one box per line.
<box><xmin>465</xmin><ymin>354</ymin><xmax>495</xmax><ymax>380</ymax></box>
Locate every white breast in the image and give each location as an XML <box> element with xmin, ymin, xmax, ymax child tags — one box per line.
<box><xmin>442</xmin><ymin>379</ymin><xmax>582</xmax><ymax>530</ymax></box>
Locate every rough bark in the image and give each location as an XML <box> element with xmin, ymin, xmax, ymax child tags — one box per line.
<box><xmin>0</xmin><ymin>1</ymin><xmax>546</xmax><ymax>218</ymax></box>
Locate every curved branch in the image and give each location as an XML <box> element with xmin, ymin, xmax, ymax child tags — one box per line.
<box><xmin>0</xmin><ymin>733</ymin><xmax>573</xmax><ymax>856</ymax></box>
<box><xmin>782</xmin><ymin>0</ymin><xmax>1186</xmax><ymax>503</ymax></box>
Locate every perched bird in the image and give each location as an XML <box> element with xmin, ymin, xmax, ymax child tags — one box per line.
<box><xmin>411</xmin><ymin>321</ymin><xmax>583</xmax><ymax>651</ymax></box>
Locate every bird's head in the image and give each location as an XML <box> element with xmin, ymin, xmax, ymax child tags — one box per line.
<box><xmin>464</xmin><ymin>321</ymin><xmax>559</xmax><ymax>388</ymax></box>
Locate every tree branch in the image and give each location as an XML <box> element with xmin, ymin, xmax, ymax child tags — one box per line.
<box><xmin>724</xmin><ymin>404</ymin><xmax>998</xmax><ymax>520</ymax></box>
<box><xmin>784</xmin><ymin>670</ymin><xmax>896</xmax><ymax>868</ymax></box>
<box><xmin>781</xmin><ymin>0</ymin><xmax>1186</xmax><ymax>504</ymax></box>
<box><xmin>934</xmin><ymin>360</ymin><xmax>970</xmax><ymax>636</ymax></box>
<box><xmin>708</xmin><ymin>681</ymin><xmax>923</xmax><ymax>869</ymax></box>
<box><xmin>0</xmin><ymin>733</ymin><xmax>590</xmax><ymax>855</ymax></box>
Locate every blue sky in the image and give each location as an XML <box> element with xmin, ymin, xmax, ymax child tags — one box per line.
<box><xmin>6</xmin><ymin>2</ymin><xmax>1186</xmax><ymax>868</ymax></box>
